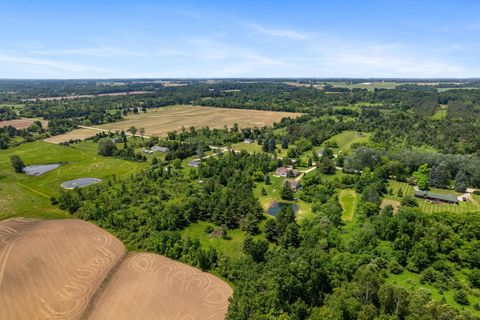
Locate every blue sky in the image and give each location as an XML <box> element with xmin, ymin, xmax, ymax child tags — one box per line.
<box><xmin>1</xmin><ymin>0</ymin><xmax>480</xmax><ymax>78</ymax></box>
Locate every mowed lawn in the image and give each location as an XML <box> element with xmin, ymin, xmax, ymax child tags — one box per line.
<box><xmin>56</xmin><ymin>105</ymin><xmax>301</xmax><ymax>142</ymax></box>
<box><xmin>386</xmin><ymin>180</ymin><xmax>480</xmax><ymax>214</ymax></box>
<box><xmin>338</xmin><ymin>189</ymin><xmax>358</xmax><ymax>222</ymax></box>
<box><xmin>322</xmin><ymin>131</ymin><xmax>371</xmax><ymax>154</ymax></box>
<box><xmin>0</xmin><ymin>141</ymin><xmax>146</xmax><ymax>220</ymax></box>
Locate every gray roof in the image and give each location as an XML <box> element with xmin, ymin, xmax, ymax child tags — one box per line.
<box><xmin>414</xmin><ymin>190</ymin><xmax>458</xmax><ymax>203</ymax></box>
<box><xmin>152</xmin><ymin>146</ymin><xmax>169</xmax><ymax>152</ymax></box>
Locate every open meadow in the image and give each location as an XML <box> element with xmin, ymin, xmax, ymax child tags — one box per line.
<box><xmin>46</xmin><ymin>105</ymin><xmax>301</xmax><ymax>143</ymax></box>
<box><xmin>322</xmin><ymin>130</ymin><xmax>371</xmax><ymax>154</ymax></box>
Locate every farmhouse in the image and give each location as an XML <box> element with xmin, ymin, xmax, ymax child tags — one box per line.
<box><xmin>414</xmin><ymin>190</ymin><xmax>459</xmax><ymax>204</ymax></box>
<box><xmin>152</xmin><ymin>146</ymin><xmax>169</xmax><ymax>152</ymax></box>
<box><xmin>275</xmin><ymin>167</ymin><xmax>300</xmax><ymax>177</ymax></box>
<box><xmin>188</xmin><ymin>160</ymin><xmax>201</xmax><ymax>168</ymax></box>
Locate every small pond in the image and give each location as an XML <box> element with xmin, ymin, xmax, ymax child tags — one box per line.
<box><xmin>23</xmin><ymin>163</ymin><xmax>62</xmax><ymax>176</ymax></box>
<box><xmin>61</xmin><ymin>178</ymin><xmax>102</xmax><ymax>189</ymax></box>
<box><xmin>267</xmin><ymin>202</ymin><xmax>299</xmax><ymax>216</ymax></box>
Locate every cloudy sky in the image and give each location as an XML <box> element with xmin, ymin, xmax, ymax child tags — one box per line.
<box><xmin>1</xmin><ymin>0</ymin><xmax>480</xmax><ymax>78</ymax></box>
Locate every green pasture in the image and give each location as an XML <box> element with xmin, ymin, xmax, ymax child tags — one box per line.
<box><xmin>338</xmin><ymin>189</ymin><xmax>358</xmax><ymax>222</ymax></box>
<box><xmin>0</xmin><ymin>140</ymin><xmax>147</xmax><ymax>220</ymax></box>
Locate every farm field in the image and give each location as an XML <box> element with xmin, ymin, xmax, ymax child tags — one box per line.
<box><xmin>0</xmin><ymin>219</ymin><xmax>125</xmax><ymax>320</ymax></box>
<box><xmin>44</xmin><ymin>128</ymin><xmax>98</xmax><ymax>144</ymax></box>
<box><xmin>326</xmin><ymin>81</ymin><xmax>403</xmax><ymax>91</ymax></box>
<box><xmin>386</xmin><ymin>180</ymin><xmax>480</xmax><ymax>214</ymax></box>
<box><xmin>0</xmin><ymin>118</ymin><xmax>48</xmax><ymax>129</ymax></box>
<box><xmin>89</xmin><ymin>253</ymin><xmax>232</xmax><ymax>320</ymax></box>
<box><xmin>0</xmin><ymin>140</ymin><xmax>146</xmax><ymax>220</ymax></box>
<box><xmin>338</xmin><ymin>189</ymin><xmax>358</xmax><ymax>221</ymax></box>
<box><xmin>322</xmin><ymin>130</ymin><xmax>371</xmax><ymax>154</ymax></box>
<box><xmin>430</xmin><ymin>105</ymin><xmax>448</xmax><ymax>120</ymax></box>
<box><xmin>56</xmin><ymin>105</ymin><xmax>301</xmax><ymax>142</ymax></box>
<box><xmin>0</xmin><ymin>218</ymin><xmax>232</xmax><ymax>320</ymax></box>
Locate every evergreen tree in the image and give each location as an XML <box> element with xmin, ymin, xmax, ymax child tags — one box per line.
<box><xmin>264</xmin><ymin>174</ymin><xmax>271</xmax><ymax>185</ymax></box>
<box><xmin>281</xmin><ymin>182</ymin><xmax>294</xmax><ymax>200</ymax></box>
<box><xmin>10</xmin><ymin>155</ymin><xmax>25</xmax><ymax>173</ymax></box>
<box><xmin>454</xmin><ymin>170</ymin><xmax>467</xmax><ymax>193</ymax></box>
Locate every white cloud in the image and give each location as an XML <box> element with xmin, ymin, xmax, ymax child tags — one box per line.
<box><xmin>247</xmin><ymin>23</ymin><xmax>309</xmax><ymax>40</ymax></box>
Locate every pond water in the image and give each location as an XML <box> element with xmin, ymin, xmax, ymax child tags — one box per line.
<box><xmin>61</xmin><ymin>178</ymin><xmax>102</xmax><ymax>189</ymax></box>
<box><xmin>267</xmin><ymin>202</ymin><xmax>299</xmax><ymax>216</ymax></box>
<box><xmin>23</xmin><ymin>163</ymin><xmax>62</xmax><ymax>176</ymax></box>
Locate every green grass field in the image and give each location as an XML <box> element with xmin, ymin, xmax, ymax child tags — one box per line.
<box><xmin>386</xmin><ymin>180</ymin><xmax>480</xmax><ymax>214</ymax></box>
<box><xmin>387</xmin><ymin>269</ymin><xmax>480</xmax><ymax>316</ymax></box>
<box><xmin>0</xmin><ymin>140</ymin><xmax>147</xmax><ymax>220</ymax></box>
<box><xmin>338</xmin><ymin>189</ymin><xmax>358</xmax><ymax>221</ymax></box>
<box><xmin>430</xmin><ymin>109</ymin><xmax>447</xmax><ymax>120</ymax></box>
<box><xmin>322</xmin><ymin>130</ymin><xmax>371</xmax><ymax>154</ymax></box>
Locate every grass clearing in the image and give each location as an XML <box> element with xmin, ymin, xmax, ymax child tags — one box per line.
<box><xmin>326</xmin><ymin>81</ymin><xmax>402</xmax><ymax>91</ymax></box>
<box><xmin>179</xmin><ymin>220</ymin><xmax>266</xmax><ymax>258</ymax></box>
<box><xmin>0</xmin><ymin>140</ymin><xmax>146</xmax><ymax>220</ymax></box>
<box><xmin>338</xmin><ymin>189</ymin><xmax>358</xmax><ymax>221</ymax></box>
<box><xmin>322</xmin><ymin>130</ymin><xmax>371</xmax><ymax>154</ymax></box>
<box><xmin>387</xmin><ymin>269</ymin><xmax>480</xmax><ymax>316</ymax></box>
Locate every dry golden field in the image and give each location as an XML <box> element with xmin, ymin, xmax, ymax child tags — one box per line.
<box><xmin>0</xmin><ymin>118</ymin><xmax>48</xmax><ymax>129</ymax></box>
<box><xmin>44</xmin><ymin>128</ymin><xmax>99</xmax><ymax>143</ymax></box>
<box><xmin>45</xmin><ymin>105</ymin><xmax>301</xmax><ymax>143</ymax></box>
<box><xmin>95</xmin><ymin>105</ymin><xmax>301</xmax><ymax>136</ymax></box>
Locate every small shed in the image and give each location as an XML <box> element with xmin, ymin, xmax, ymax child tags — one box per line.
<box><xmin>244</xmin><ymin>138</ymin><xmax>253</xmax><ymax>144</ymax></box>
<box><xmin>188</xmin><ymin>160</ymin><xmax>201</xmax><ymax>168</ymax></box>
<box><xmin>152</xmin><ymin>146</ymin><xmax>169</xmax><ymax>152</ymax></box>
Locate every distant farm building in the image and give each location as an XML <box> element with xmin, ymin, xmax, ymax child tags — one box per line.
<box><xmin>275</xmin><ymin>167</ymin><xmax>300</xmax><ymax>177</ymax></box>
<box><xmin>188</xmin><ymin>160</ymin><xmax>201</xmax><ymax>168</ymax></box>
<box><xmin>244</xmin><ymin>138</ymin><xmax>253</xmax><ymax>144</ymax></box>
<box><xmin>152</xmin><ymin>146</ymin><xmax>169</xmax><ymax>152</ymax></box>
<box><xmin>317</xmin><ymin>150</ymin><xmax>324</xmax><ymax>157</ymax></box>
<box><xmin>141</xmin><ymin>148</ymin><xmax>153</xmax><ymax>154</ymax></box>
<box><xmin>414</xmin><ymin>190</ymin><xmax>459</xmax><ymax>204</ymax></box>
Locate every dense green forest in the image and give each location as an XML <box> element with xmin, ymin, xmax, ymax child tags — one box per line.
<box><xmin>3</xmin><ymin>79</ymin><xmax>480</xmax><ymax>319</ymax></box>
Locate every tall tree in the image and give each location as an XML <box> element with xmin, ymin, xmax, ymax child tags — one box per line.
<box><xmin>10</xmin><ymin>155</ymin><xmax>25</xmax><ymax>173</ymax></box>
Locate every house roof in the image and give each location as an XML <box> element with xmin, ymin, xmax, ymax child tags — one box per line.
<box><xmin>414</xmin><ymin>190</ymin><xmax>458</xmax><ymax>203</ymax></box>
<box><xmin>188</xmin><ymin>160</ymin><xmax>201</xmax><ymax>167</ymax></box>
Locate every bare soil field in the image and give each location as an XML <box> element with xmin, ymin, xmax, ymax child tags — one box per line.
<box><xmin>89</xmin><ymin>253</ymin><xmax>232</xmax><ymax>320</ymax></box>
<box><xmin>44</xmin><ymin>128</ymin><xmax>98</xmax><ymax>144</ymax></box>
<box><xmin>0</xmin><ymin>219</ymin><xmax>232</xmax><ymax>319</ymax></box>
<box><xmin>0</xmin><ymin>118</ymin><xmax>48</xmax><ymax>129</ymax></box>
<box><xmin>95</xmin><ymin>105</ymin><xmax>301</xmax><ymax>137</ymax></box>
<box><xmin>0</xmin><ymin>219</ymin><xmax>125</xmax><ymax>320</ymax></box>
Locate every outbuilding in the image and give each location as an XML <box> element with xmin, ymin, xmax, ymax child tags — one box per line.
<box><xmin>414</xmin><ymin>190</ymin><xmax>458</xmax><ymax>204</ymax></box>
